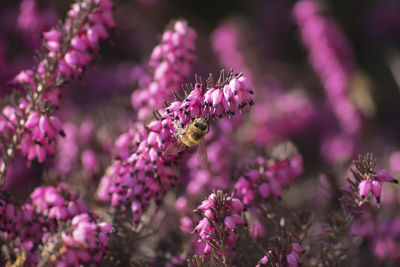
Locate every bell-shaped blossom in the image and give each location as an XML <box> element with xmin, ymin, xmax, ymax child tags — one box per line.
<box><xmin>31</xmin><ymin>182</ymin><xmax>89</xmax><ymax>221</ymax></box>
<box><xmin>40</xmin><ymin>213</ymin><xmax>112</xmax><ymax>265</ymax></box>
<box><xmin>293</xmin><ymin>0</ymin><xmax>361</xmax><ymax>136</ymax></box>
<box><xmin>235</xmin><ymin>148</ymin><xmax>303</xmax><ymax>206</ymax></box>
<box><xmin>132</xmin><ymin>20</ymin><xmax>197</xmax><ymax>120</ymax></box>
<box><xmin>193</xmin><ymin>190</ymin><xmax>245</xmax><ymax>256</ymax></box>
<box><xmin>357</xmin><ymin>169</ymin><xmax>397</xmax><ymax>208</ymax></box>
<box><xmin>0</xmin><ymin>0</ymin><xmax>114</xmax><ymax>181</ymax></box>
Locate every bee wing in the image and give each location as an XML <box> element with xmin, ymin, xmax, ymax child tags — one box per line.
<box><xmin>196</xmin><ymin>139</ymin><xmax>209</xmax><ymax>168</ymax></box>
<box><xmin>165</xmin><ymin>140</ymin><xmax>187</xmax><ymax>155</ymax></box>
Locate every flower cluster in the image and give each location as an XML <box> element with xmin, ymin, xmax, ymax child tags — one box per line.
<box><xmin>293</xmin><ymin>0</ymin><xmax>362</xmax><ymax>164</ymax></box>
<box><xmin>30</xmin><ymin>182</ymin><xmax>89</xmax><ymax>221</ymax></box>
<box><xmin>340</xmin><ymin>154</ymin><xmax>398</xmax><ymax>210</ymax></box>
<box><xmin>97</xmin><ymin>69</ymin><xmax>254</xmax><ymax>224</ymax></box>
<box><xmin>21</xmin><ymin>111</ymin><xmax>65</xmax><ymax>163</ymax></box>
<box><xmin>293</xmin><ymin>0</ymin><xmax>361</xmax><ymax>136</ymax></box>
<box><xmin>131</xmin><ymin>20</ymin><xmax>197</xmax><ymax>120</ymax></box>
<box><xmin>0</xmin><ymin>182</ymin><xmax>110</xmax><ymax>265</ymax></box>
<box><xmin>358</xmin><ymin>170</ymin><xmax>398</xmax><ymax>208</ymax></box>
<box><xmin>193</xmin><ymin>190</ymin><xmax>245</xmax><ymax>259</ymax></box>
<box><xmin>256</xmin><ymin>243</ymin><xmax>304</xmax><ymax>267</ymax></box>
<box><xmin>39</xmin><ymin>213</ymin><xmax>112</xmax><ymax>266</ymax></box>
<box><xmin>0</xmin><ymin>195</ymin><xmax>44</xmax><ymax>263</ymax></box>
<box><xmin>235</xmin><ymin>146</ymin><xmax>303</xmax><ymax>205</ymax></box>
<box><xmin>0</xmin><ymin>0</ymin><xmax>114</xmax><ymax>183</ymax></box>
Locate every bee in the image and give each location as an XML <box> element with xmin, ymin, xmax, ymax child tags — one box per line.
<box><xmin>166</xmin><ymin>117</ymin><xmax>209</xmax><ymax>167</ymax></box>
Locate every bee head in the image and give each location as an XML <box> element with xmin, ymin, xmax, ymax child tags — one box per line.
<box><xmin>193</xmin><ymin>117</ymin><xmax>208</xmax><ymax>131</ymax></box>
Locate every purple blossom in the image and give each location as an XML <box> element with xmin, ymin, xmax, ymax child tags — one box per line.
<box><xmin>39</xmin><ymin>213</ymin><xmax>112</xmax><ymax>266</ymax></box>
<box><xmin>0</xmin><ymin>0</ymin><xmax>114</xmax><ymax>183</ymax></box>
<box><xmin>357</xmin><ymin>169</ymin><xmax>398</xmax><ymax>208</ymax></box>
<box><xmin>193</xmin><ymin>190</ymin><xmax>245</xmax><ymax>258</ymax></box>
<box><xmin>293</xmin><ymin>0</ymin><xmax>362</xmax><ymax>163</ymax></box>
<box><xmin>131</xmin><ymin>20</ymin><xmax>197</xmax><ymax>120</ymax></box>
<box><xmin>235</xmin><ymin>150</ymin><xmax>303</xmax><ymax>205</ymax></box>
<box><xmin>30</xmin><ymin>182</ymin><xmax>89</xmax><ymax>221</ymax></box>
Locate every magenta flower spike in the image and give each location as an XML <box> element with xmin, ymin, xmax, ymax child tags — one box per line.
<box><xmin>193</xmin><ymin>190</ymin><xmax>245</xmax><ymax>261</ymax></box>
<box><xmin>0</xmin><ymin>0</ymin><xmax>115</xmax><ymax>185</ymax></box>
<box><xmin>131</xmin><ymin>20</ymin><xmax>197</xmax><ymax>120</ymax></box>
<box><xmin>235</xmin><ymin>146</ymin><xmax>303</xmax><ymax>205</ymax></box>
<box><xmin>293</xmin><ymin>0</ymin><xmax>361</xmax><ymax>137</ymax></box>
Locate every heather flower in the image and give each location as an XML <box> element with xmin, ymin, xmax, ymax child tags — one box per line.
<box><xmin>0</xmin><ymin>0</ymin><xmax>114</xmax><ymax>184</ymax></box>
<box><xmin>97</xmin><ymin>69</ymin><xmax>254</xmax><ymax>224</ymax></box>
<box><xmin>293</xmin><ymin>0</ymin><xmax>362</xmax><ymax>164</ymax></box>
<box><xmin>30</xmin><ymin>182</ymin><xmax>89</xmax><ymax>221</ymax></box>
<box><xmin>193</xmin><ymin>190</ymin><xmax>245</xmax><ymax>262</ymax></box>
<box><xmin>131</xmin><ymin>20</ymin><xmax>197</xmax><ymax>120</ymax></box>
<box><xmin>293</xmin><ymin>0</ymin><xmax>361</xmax><ymax>136</ymax></box>
<box><xmin>235</xmin><ymin>144</ymin><xmax>303</xmax><ymax>205</ymax></box>
<box><xmin>39</xmin><ymin>213</ymin><xmax>112</xmax><ymax>266</ymax></box>
<box><xmin>0</xmin><ymin>182</ymin><xmax>100</xmax><ymax>265</ymax></box>
<box><xmin>0</xmin><ymin>195</ymin><xmax>44</xmax><ymax>263</ymax></box>
<box><xmin>357</xmin><ymin>169</ymin><xmax>398</xmax><ymax>208</ymax></box>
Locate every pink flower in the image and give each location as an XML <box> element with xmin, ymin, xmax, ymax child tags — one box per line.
<box><xmin>131</xmin><ymin>20</ymin><xmax>197</xmax><ymax>120</ymax></box>
<box><xmin>356</xmin><ymin>168</ymin><xmax>397</xmax><ymax>207</ymax></box>
<box><xmin>31</xmin><ymin>183</ymin><xmax>89</xmax><ymax>221</ymax></box>
<box><xmin>358</xmin><ymin>180</ymin><xmax>371</xmax><ymax>198</ymax></box>
<box><xmin>235</xmin><ymin>151</ymin><xmax>302</xmax><ymax>205</ymax></box>
<box><xmin>1</xmin><ymin>0</ymin><xmax>115</xmax><ymax>182</ymax></box>
<box><xmin>43</xmin><ymin>213</ymin><xmax>112</xmax><ymax>265</ymax></box>
<box><xmin>376</xmin><ymin>170</ymin><xmax>398</xmax><ymax>183</ymax></box>
<box><xmin>286</xmin><ymin>251</ymin><xmax>300</xmax><ymax>267</ymax></box>
<box><xmin>193</xmin><ymin>191</ymin><xmax>245</xmax><ymax>256</ymax></box>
